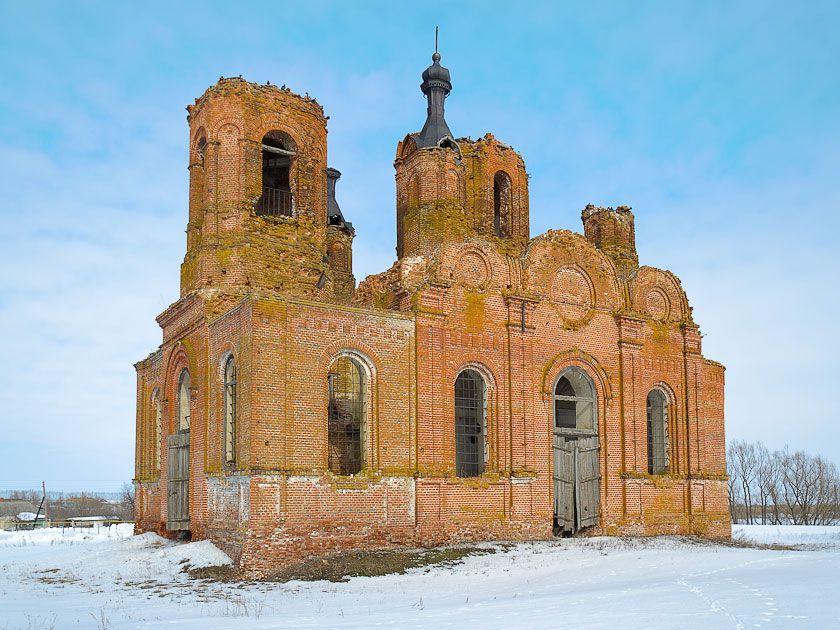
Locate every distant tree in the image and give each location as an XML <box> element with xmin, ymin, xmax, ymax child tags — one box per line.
<box><xmin>729</xmin><ymin>440</ymin><xmax>759</xmax><ymax>524</ymax></box>
<box><xmin>726</xmin><ymin>447</ymin><xmax>742</xmax><ymax>522</ymax></box>
<box><xmin>728</xmin><ymin>440</ymin><xmax>840</xmax><ymax>525</ymax></box>
<box><xmin>120</xmin><ymin>482</ymin><xmax>135</xmax><ymax>520</ymax></box>
<box><xmin>754</xmin><ymin>442</ymin><xmax>779</xmax><ymax>525</ymax></box>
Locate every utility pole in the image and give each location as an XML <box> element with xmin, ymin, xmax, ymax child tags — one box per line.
<box><xmin>33</xmin><ymin>481</ymin><xmax>46</xmax><ymax>528</ymax></box>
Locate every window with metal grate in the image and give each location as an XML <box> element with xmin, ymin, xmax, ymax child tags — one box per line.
<box><xmin>328</xmin><ymin>356</ymin><xmax>365</xmax><ymax>475</ymax></box>
<box><xmin>647</xmin><ymin>389</ymin><xmax>669</xmax><ymax>474</ymax></box>
<box><xmin>455</xmin><ymin>369</ymin><xmax>486</xmax><ymax>477</ymax></box>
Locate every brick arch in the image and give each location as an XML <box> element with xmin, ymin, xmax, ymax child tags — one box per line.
<box><xmin>437</xmin><ymin>242</ymin><xmax>495</xmax><ymax>292</ymax></box>
<box><xmin>254</xmin><ymin>120</ymin><xmax>305</xmax><ymax>154</ymax></box>
<box><xmin>525</xmin><ymin>230</ymin><xmax>623</xmax><ymax>313</ymax></box>
<box><xmin>192</xmin><ymin>126</ymin><xmax>207</xmax><ymax>144</ymax></box>
<box><xmin>259</xmin><ymin>127</ymin><xmax>299</xmax><ymax>152</ymax></box>
<box><xmin>209</xmin><ymin>118</ymin><xmax>242</xmax><ymax>142</ymax></box>
<box><xmin>491</xmin><ymin>169</ymin><xmax>512</xmax><ymax>196</ymax></box>
<box><xmin>320</xmin><ymin>338</ymin><xmax>383</xmax><ymax>371</ymax></box>
<box><xmin>632</xmin><ymin>267</ymin><xmax>690</xmax><ymax>323</ymax></box>
<box><xmin>447</xmin><ymin>354</ymin><xmax>502</xmax><ymax>392</ymax></box>
<box><xmin>541</xmin><ymin>348</ymin><xmax>613</xmax><ymax>403</ymax></box>
<box><xmin>649</xmin><ymin>380</ymin><xmax>677</xmax><ymax>405</ymax></box>
<box><xmin>646</xmin><ymin>379</ymin><xmax>680</xmax><ymax>431</ymax></box>
<box><xmin>163</xmin><ymin>342</ymin><xmax>198</xmax><ymax>433</ymax></box>
<box><xmin>397</xmin><ymin>133</ymin><xmax>418</xmax><ymax>160</ymax></box>
<box><xmin>216</xmin><ymin>342</ymin><xmax>237</xmax><ymax>381</ymax></box>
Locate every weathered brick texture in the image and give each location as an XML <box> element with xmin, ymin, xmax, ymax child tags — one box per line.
<box><xmin>135</xmin><ymin>72</ymin><xmax>729</xmax><ymax>578</ymax></box>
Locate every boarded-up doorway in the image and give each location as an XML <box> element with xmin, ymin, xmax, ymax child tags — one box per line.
<box><xmin>552</xmin><ymin>367</ymin><xmax>600</xmax><ymax>534</ymax></box>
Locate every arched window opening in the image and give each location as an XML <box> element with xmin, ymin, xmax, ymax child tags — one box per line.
<box><xmin>195</xmin><ymin>133</ymin><xmax>207</xmax><ymax>167</ymax></box>
<box><xmin>177</xmin><ymin>369</ymin><xmax>191</xmax><ymax>432</ymax></box>
<box><xmin>455</xmin><ymin>369</ymin><xmax>487</xmax><ymax>477</ymax></box>
<box><xmin>554</xmin><ymin>368</ymin><xmax>596</xmax><ymax>431</ymax></box>
<box><xmin>493</xmin><ymin>171</ymin><xmax>511</xmax><ymax>237</ymax></box>
<box><xmin>328</xmin><ymin>356</ymin><xmax>366</xmax><ymax>475</ymax></box>
<box><xmin>223</xmin><ymin>356</ymin><xmax>237</xmax><ymax>465</ymax></box>
<box><xmin>647</xmin><ymin>389</ymin><xmax>669</xmax><ymax>474</ymax></box>
<box><xmin>257</xmin><ymin>131</ymin><xmax>296</xmax><ymax>217</ymax></box>
<box><xmin>152</xmin><ymin>389</ymin><xmax>162</xmax><ymax>472</ymax></box>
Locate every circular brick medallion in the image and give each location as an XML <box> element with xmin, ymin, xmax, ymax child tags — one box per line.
<box><xmin>551</xmin><ymin>266</ymin><xmax>594</xmax><ymax>322</ymax></box>
<box><xmin>646</xmin><ymin>287</ymin><xmax>670</xmax><ymax>321</ymax></box>
<box><xmin>455</xmin><ymin>251</ymin><xmax>490</xmax><ymax>290</ymax></box>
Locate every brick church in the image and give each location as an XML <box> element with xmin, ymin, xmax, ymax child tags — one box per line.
<box><xmin>134</xmin><ymin>48</ymin><xmax>729</xmax><ymax>577</ymax></box>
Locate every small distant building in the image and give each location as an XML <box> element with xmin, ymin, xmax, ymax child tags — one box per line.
<box><xmin>67</xmin><ymin>516</ymin><xmax>116</xmax><ymax>528</ymax></box>
<box><xmin>0</xmin><ymin>500</ymin><xmax>42</xmax><ymax>530</ymax></box>
<box><xmin>14</xmin><ymin>511</ymin><xmax>50</xmax><ymax>529</ymax></box>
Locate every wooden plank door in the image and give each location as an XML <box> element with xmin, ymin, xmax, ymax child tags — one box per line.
<box><xmin>553</xmin><ymin>434</ymin><xmax>601</xmax><ymax>533</ymax></box>
<box><xmin>553</xmin><ymin>434</ymin><xmax>575</xmax><ymax>532</ymax></box>
<box><xmin>576</xmin><ymin>435</ymin><xmax>601</xmax><ymax>529</ymax></box>
<box><xmin>166</xmin><ymin>432</ymin><xmax>190</xmax><ymax>531</ymax></box>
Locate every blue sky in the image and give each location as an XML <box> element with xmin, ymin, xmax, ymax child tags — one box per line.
<box><xmin>1</xmin><ymin>2</ymin><xmax>838</xmax><ymax>492</ymax></box>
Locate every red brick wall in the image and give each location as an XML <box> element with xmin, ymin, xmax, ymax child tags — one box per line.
<box><xmin>134</xmin><ymin>78</ymin><xmax>729</xmax><ymax>576</ymax></box>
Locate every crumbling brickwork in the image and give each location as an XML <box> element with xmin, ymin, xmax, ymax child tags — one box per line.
<box><xmin>135</xmin><ymin>53</ymin><xmax>728</xmax><ymax>578</ymax></box>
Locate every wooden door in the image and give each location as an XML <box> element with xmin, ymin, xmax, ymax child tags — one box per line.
<box><xmin>553</xmin><ymin>433</ymin><xmax>600</xmax><ymax>533</ymax></box>
<box><xmin>553</xmin><ymin>434</ymin><xmax>575</xmax><ymax>531</ymax></box>
<box><xmin>576</xmin><ymin>435</ymin><xmax>600</xmax><ymax>529</ymax></box>
<box><xmin>166</xmin><ymin>432</ymin><xmax>190</xmax><ymax>531</ymax></box>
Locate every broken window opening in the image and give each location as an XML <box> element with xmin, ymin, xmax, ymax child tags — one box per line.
<box><xmin>223</xmin><ymin>356</ymin><xmax>236</xmax><ymax>465</ymax></box>
<box><xmin>455</xmin><ymin>369</ymin><xmax>486</xmax><ymax>477</ymax></box>
<box><xmin>177</xmin><ymin>369</ymin><xmax>191</xmax><ymax>432</ymax></box>
<box><xmin>647</xmin><ymin>389</ymin><xmax>669</xmax><ymax>474</ymax></box>
<box><xmin>493</xmin><ymin>171</ymin><xmax>511</xmax><ymax>238</ymax></box>
<box><xmin>554</xmin><ymin>368</ymin><xmax>596</xmax><ymax>432</ymax></box>
<box><xmin>257</xmin><ymin>131</ymin><xmax>296</xmax><ymax>217</ymax></box>
<box><xmin>328</xmin><ymin>356</ymin><xmax>366</xmax><ymax>475</ymax></box>
<box><xmin>196</xmin><ymin>134</ymin><xmax>207</xmax><ymax>167</ymax></box>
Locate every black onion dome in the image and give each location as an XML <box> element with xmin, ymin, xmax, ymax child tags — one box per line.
<box><xmin>421</xmin><ymin>52</ymin><xmax>452</xmax><ymax>94</ymax></box>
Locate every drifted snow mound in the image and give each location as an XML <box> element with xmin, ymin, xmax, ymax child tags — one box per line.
<box><xmin>0</xmin><ymin>525</ymin><xmax>232</xmax><ymax>586</ymax></box>
<box><xmin>733</xmin><ymin>524</ymin><xmax>840</xmax><ymax>547</ymax></box>
<box><xmin>75</xmin><ymin>532</ymin><xmax>233</xmax><ymax>582</ymax></box>
<box><xmin>154</xmin><ymin>537</ymin><xmax>234</xmax><ymax>572</ymax></box>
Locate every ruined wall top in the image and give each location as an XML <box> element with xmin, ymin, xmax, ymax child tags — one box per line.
<box><xmin>187</xmin><ymin>76</ymin><xmax>326</xmax><ymax>123</ymax></box>
<box><xmin>581</xmin><ymin>204</ymin><xmax>639</xmax><ymax>277</ymax></box>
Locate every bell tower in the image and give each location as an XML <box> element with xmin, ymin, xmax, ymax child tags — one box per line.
<box><xmin>394</xmin><ymin>48</ymin><xmax>466</xmax><ymax>259</ymax></box>
<box><xmin>181</xmin><ymin>77</ymin><xmax>352</xmax><ymax>301</ymax></box>
<box><xmin>394</xmin><ymin>47</ymin><xmax>530</xmax><ymax>260</ymax></box>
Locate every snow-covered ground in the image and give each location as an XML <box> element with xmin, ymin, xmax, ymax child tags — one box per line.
<box><xmin>1</xmin><ymin>524</ymin><xmax>838</xmax><ymax>629</ymax></box>
<box><xmin>733</xmin><ymin>523</ymin><xmax>840</xmax><ymax>547</ymax></box>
